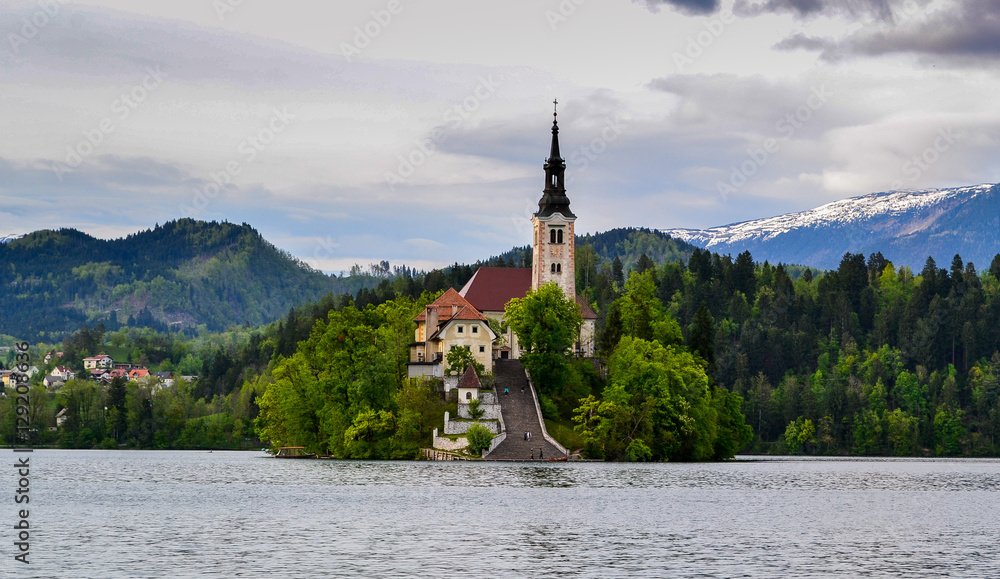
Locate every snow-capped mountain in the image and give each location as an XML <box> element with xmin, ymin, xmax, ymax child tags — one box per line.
<box><xmin>0</xmin><ymin>234</ymin><xmax>24</xmax><ymax>244</ymax></box>
<box><xmin>662</xmin><ymin>184</ymin><xmax>1000</xmax><ymax>270</ymax></box>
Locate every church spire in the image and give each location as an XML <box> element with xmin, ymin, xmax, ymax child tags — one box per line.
<box><xmin>537</xmin><ymin>99</ymin><xmax>575</xmax><ymax>219</ymax></box>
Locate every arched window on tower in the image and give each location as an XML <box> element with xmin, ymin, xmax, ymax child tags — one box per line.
<box><xmin>551</xmin><ymin>263</ymin><xmax>556</xmax><ymax>273</ymax></box>
<box><xmin>556</xmin><ymin>263</ymin><xmax>562</xmax><ymax>273</ymax></box>
<box><xmin>557</xmin><ymin>229</ymin><xmax>563</xmax><ymax>244</ymax></box>
<box><xmin>550</xmin><ymin>229</ymin><xmax>556</xmax><ymax>244</ymax></box>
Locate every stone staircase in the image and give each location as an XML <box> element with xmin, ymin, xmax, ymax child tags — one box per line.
<box><xmin>485</xmin><ymin>359</ymin><xmax>565</xmax><ymax>460</ymax></box>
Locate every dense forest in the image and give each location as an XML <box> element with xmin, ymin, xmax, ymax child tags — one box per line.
<box><xmin>0</xmin><ymin>219</ymin><xmax>408</xmax><ymax>340</ymax></box>
<box><xmin>5</xmin><ymin>224</ymin><xmax>999</xmax><ymax>457</ymax></box>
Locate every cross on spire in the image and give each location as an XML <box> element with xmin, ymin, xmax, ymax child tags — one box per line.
<box><xmin>553</xmin><ymin>98</ymin><xmax>558</xmax><ymax>118</ymax></box>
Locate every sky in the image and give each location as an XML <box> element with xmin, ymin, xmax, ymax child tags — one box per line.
<box><xmin>2</xmin><ymin>0</ymin><xmax>1000</xmax><ymax>273</ymax></box>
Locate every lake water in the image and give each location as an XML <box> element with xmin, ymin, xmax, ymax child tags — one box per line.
<box><xmin>7</xmin><ymin>451</ymin><xmax>1000</xmax><ymax>578</ymax></box>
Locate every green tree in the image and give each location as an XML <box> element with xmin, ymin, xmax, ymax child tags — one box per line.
<box><xmin>465</xmin><ymin>423</ymin><xmax>494</xmax><ymax>455</ymax></box>
<box><xmin>934</xmin><ymin>407</ymin><xmax>965</xmax><ymax>456</ymax></box>
<box><xmin>468</xmin><ymin>397</ymin><xmax>485</xmax><ymax>420</ymax></box>
<box><xmin>504</xmin><ymin>282</ymin><xmax>582</xmax><ymax>399</ymax></box>
<box><xmin>574</xmin><ymin>336</ymin><xmax>722</xmax><ymax>461</ymax></box>
<box><xmin>784</xmin><ymin>417</ymin><xmax>815</xmax><ymax>454</ymax></box>
<box><xmin>688</xmin><ymin>301</ymin><xmax>716</xmax><ymax>369</ymax></box>
<box><xmin>617</xmin><ymin>271</ymin><xmax>683</xmax><ymax>349</ymax></box>
<box><xmin>445</xmin><ymin>346</ymin><xmax>484</xmax><ymax>376</ymax></box>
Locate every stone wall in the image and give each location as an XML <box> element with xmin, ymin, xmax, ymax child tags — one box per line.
<box><xmin>443</xmin><ymin>411</ymin><xmax>501</xmax><ymax>435</ymax></box>
<box><xmin>456</xmin><ymin>391</ymin><xmax>501</xmax><ymax>420</ymax></box>
<box><xmin>432</xmin><ymin>428</ymin><xmax>468</xmax><ymax>451</ymax></box>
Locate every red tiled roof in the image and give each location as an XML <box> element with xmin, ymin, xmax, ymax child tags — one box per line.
<box><xmin>459</xmin><ymin>266</ymin><xmax>597</xmax><ymax>319</ymax></box>
<box><xmin>459</xmin><ymin>267</ymin><xmax>532</xmax><ymax>312</ymax></box>
<box><xmin>457</xmin><ymin>364</ymin><xmax>482</xmax><ymax>389</ymax></box>
<box><xmin>577</xmin><ymin>295</ymin><xmax>598</xmax><ymax>319</ymax></box>
<box><xmin>414</xmin><ymin>288</ymin><xmax>488</xmax><ymax>323</ymax></box>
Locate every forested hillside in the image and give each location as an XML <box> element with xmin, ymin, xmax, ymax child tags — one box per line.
<box><xmin>0</xmin><ymin>219</ymin><xmax>396</xmax><ymax>340</ymax></box>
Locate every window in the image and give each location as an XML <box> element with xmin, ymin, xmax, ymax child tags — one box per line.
<box><xmin>472</xmin><ymin>325</ymin><xmax>478</xmax><ymax>334</ymax></box>
<box><xmin>450</xmin><ymin>345</ymin><xmax>456</xmax><ymax>351</ymax></box>
<box><xmin>557</xmin><ymin>229</ymin><xmax>563</xmax><ymax>244</ymax></box>
<box><xmin>551</xmin><ymin>263</ymin><xmax>557</xmax><ymax>273</ymax></box>
<box><xmin>550</xmin><ymin>229</ymin><xmax>556</xmax><ymax>244</ymax></box>
<box><xmin>466</xmin><ymin>392</ymin><xmax>472</xmax><ymax>400</ymax></box>
<box><xmin>479</xmin><ymin>345</ymin><xmax>485</xmax><ymax>353</ymax></box>
<box><xmin>457</xmin><ymin>325</ymin><xmax>464</xmax><ymax>333</ymax></box>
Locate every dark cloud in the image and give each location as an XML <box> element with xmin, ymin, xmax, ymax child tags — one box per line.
<box><xmin>637</xmin><ymin>0</ymin><xmax>722</xmax><ymax>16</ymax></box>
<box><xmin>774</xmin><ymin>0</ymin><xmax>1000</xmax><ymax>64</ymax></box>
<box><xmin>733</xmin><ymin>0</ymin><xmax>899</xmax><ymax>20</ymax></box>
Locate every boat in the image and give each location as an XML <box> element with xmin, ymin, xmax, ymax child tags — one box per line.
<box><xmin>273</xmin><ymin>446</ymin><xmax>317</xmax><ymax>459</ymax></box>
<box><xmin>548</xmin><ymin>456</ymin><xmax>568</xmax><ymax>462</ymax></box>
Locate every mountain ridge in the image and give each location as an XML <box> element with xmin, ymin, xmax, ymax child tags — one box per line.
<box><xmin>662</xmin><ymin>183</ymin><xmax>1000</xmax><ymax>270</ymax></box>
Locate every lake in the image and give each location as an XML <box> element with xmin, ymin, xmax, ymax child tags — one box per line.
<box><xmin>9</xmin><ymin>451</ymin><xmax>1000</xmax><ymax>577</ymax></box>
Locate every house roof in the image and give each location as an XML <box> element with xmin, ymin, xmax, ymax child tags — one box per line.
<box><xmin>83</xmin><ymin>355</ymin><xmax>113</xmax><ymax>361</ymax></box>
<box><xmin>576</xmin><ymin>296</ymin><xmax>598</xmax><ymax>320</ymax></box>
<box><xmin>457</xmin><ymin>364</ymin><xmax>482</xmax><ymax>390</ymax></box>
<box><xmin>414</xmin><ymin>288</ymin><xmax>488</xmax><ymax>323</ymax></box>
<box><xmin>459</xmin><ymin>266</ymin><xmax>597</xmax><ymax>319</ymax></box>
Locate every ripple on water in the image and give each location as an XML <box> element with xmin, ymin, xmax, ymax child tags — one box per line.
<box><xmin>21</xmin><ymin>451</ymin><xmax>1000</xmax><ymax>578</ymax></box>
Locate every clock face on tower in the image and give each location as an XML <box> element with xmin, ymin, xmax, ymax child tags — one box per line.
<box><xmin>550</xmin><ymin>246</ymin><xmax>563</xmax><ymax>257</ymax></box>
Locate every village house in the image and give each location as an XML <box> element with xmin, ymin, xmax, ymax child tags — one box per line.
<box><xmin>408</xmin><ymin>289</ymin><xmax>497</xmax><ymax>378</ymax></box>
<box><xmin>51</xmin><ymin>366</ymin><xmax>75</xmax><ymax>381</ymax></box>
<box><xmin>83</xmin><ymin>354</ymin><xmax>114</xmax><ymax>370</ymax></box>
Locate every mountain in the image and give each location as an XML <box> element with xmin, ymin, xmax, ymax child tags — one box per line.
<box><xmin>663</xmin><ymin>183</ymin><xmax>1000</xmax><ymax>271</ymax></box>
<box><xmin>0</xmin><ymin>219</ymin><xmax>378</xmax><ymax>340</ymax></box>
<box><xmin>0</xmin><ymin>234</ymin><xmax>23</xmax><ymax>243</ymax></box>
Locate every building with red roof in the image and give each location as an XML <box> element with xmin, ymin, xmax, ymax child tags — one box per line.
<box><xmin>407</xmin><ymin>111</ymin><xmax>597</xmax><ymax>378</ymax></box>
<box><xmin>409</xmin><ymin>288</ymin><xmax>497</xmax><ymax>378</ymax></box>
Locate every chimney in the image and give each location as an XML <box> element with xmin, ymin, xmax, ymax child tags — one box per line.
<box><xmin>452</xmin><ymin>304</ymin><xmax>458</xmax><ymax>317</ymax></box>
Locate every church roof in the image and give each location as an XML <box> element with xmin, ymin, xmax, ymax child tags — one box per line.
<box><xmin>536</xmin><ymin>110</ymin><xmax>575</xmax><ymax>219</ymax></box>
<box><xmin>457</xmin><ymin>364</ymin><xmax>482</xmax><ymax>390</ymax></box>
<box><xmin>414</xmin><ymin>288</ymin><xmax>487</xmax><ymax>323</ymax></box>
<box><xmin>459</xmin><ymin>266</ymin><xmax>597</xmax><ymax>319</ymax></box>
<box><xmin>459</xmin><ymin>267</ymin><xmax>532</xmax><ymax>312</ymax></box>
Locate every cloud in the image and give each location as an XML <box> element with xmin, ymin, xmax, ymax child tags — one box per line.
<box><xmin>773</xmin><ymin>0</ymin><xmax>1000</xmax><ymax>64</ymax></box>
<box><xmin>733</xmin><ymin>0</ymin><xmax>900</xmax><ymax>20</ymax></box>
<box><xmin>636</xmin><ymin>0</ymin><xmax>722</xmax><ymax>16</ymax></box>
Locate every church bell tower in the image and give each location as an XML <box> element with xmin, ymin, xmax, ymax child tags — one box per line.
<box><xmin>531</xmin><ymin>100</ymin><xmax>576</xmax><ymax>301</ymax></box>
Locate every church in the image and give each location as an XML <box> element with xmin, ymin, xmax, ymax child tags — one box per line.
<box><xmin>407</xmin><ymin>106</ymin><xmax>598</xmax><ymax>378</ymax></box>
